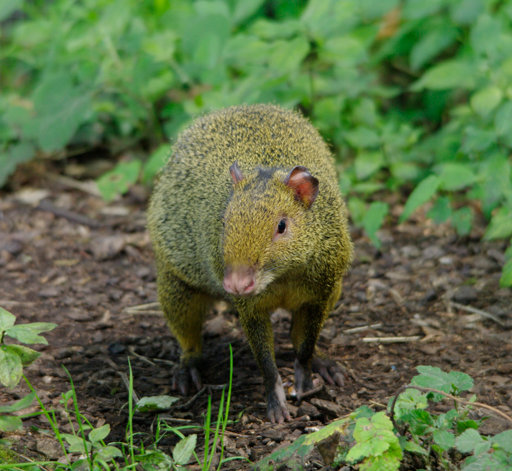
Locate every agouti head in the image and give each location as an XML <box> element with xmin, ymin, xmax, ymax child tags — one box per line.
<box><xmin>222</xmin><ymin>162</ymin><xmax>319</xmax><ymax>296</ymax></box>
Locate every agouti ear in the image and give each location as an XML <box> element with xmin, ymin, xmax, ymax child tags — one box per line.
<box><xmin>284</xmin><ymin>166</ymin><xmax>319</xmax><ymax>209</ymax></box>
<box><xmin>229</xmin><ymin>161</ymin><xmax>244</xmax><ymax>184</ymax></box>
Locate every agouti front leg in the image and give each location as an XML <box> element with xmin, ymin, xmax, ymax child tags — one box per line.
<box><xmin>157</xmin><ymin>265</ymin><xmax>211</xmax><ymax>394</ymax></box>
<box><xmin>238</xmin><ymin>312</ymin><xmax>291</xmax><ymax>423</ymax></box>
<box><xmin>291</xmin><ymin>284</ymin><xmax>344</xmax><ymax>399</ymax></box>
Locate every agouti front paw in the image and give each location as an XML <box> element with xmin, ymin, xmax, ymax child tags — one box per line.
<box><xmin>173</xmin><ymin>362</ymin><xmax>202</xmax><ymax>395</ymax></box>
<box><xmin>267</xmin><ymin>393</ymin><xmax>291</xmax><ymax>424</ymax></box>
<box><xmin>311</xmin><ymin>356</ymin><xmax>345</xmax><ymax>387</ymax></box>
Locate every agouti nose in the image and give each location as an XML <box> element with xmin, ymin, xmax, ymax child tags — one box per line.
<box><xmin>223</xmin><ymin>266</ymin><xmax>256</xmax><ymax>295</ymax></box>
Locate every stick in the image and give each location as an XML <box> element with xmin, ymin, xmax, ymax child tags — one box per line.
<box><xmin>36</xmin><ymin>199</ymin><xmax>103</xmax><ymax>228</ymax></box>
<box><xmin>343</xmin><ymin>323</ymin><xmax>383</xmax><ymax>334</ymax></box>
<box><xmin>362</xmin><ymin>336</ymin><xmax>421</xmax><ymax>343</ymax></box>
<box><xmin>450</xmin><ymin>301</ymin><xmax>505</xmax><ymax>327</ymax></box>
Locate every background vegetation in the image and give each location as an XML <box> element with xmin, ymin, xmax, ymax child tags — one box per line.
<box><xmin>1</xmin><ymin>0</ymin><xmax>512</xmax><ymax>285</ymax></box>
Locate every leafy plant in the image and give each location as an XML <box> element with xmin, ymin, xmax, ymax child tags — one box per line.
<box><xmin>255</xmin><ymin>366</ymin><xmax>512</xmax><ymax>470</ymax></box>
<box><xmin>1</xmin><ymin>343</ymin><xmax>242</xmax><ymax>470</ymax></box>
<box><xmin>0</xmin><ymin>306</ymin><xmax>56</xmax><ymax>432</ymax></box>
<box><xmin>2</xmin><ymin>0</ymin><xmax>512</xmax><ymax>280</ymax></box>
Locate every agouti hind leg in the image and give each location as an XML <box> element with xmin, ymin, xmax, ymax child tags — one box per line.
<box><xmin>157</xmin><ymin>268</ymin><xmax>211</xmax><ymax>395</ymax></box>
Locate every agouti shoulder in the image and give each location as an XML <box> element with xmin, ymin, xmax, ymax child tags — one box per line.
<box><xmin>148</xmin><ymin>104</ymin><xmax>353</xmax><ymax>423</ymax></box>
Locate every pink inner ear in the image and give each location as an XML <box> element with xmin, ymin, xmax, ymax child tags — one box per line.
<box><xmin>285</xmin><ymin>166</ymin><xmax>319</xmax><ymax>208</ymax></box>
<box><xmin>229</xmin><ymin>162</ymin><xmax>244</xmax><ymax>184</ymax></box>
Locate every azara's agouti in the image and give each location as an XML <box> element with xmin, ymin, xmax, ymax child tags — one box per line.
<box><xmin>148</xmin><ymin>104</ymin><xmax>353</xmax><ymax>423</ymax></box>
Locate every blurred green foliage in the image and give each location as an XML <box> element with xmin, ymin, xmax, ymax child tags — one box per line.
<box><xmin>1</xmin><ymin>0</ymin><xmax>512</xmax><ymax>285</ymax></box>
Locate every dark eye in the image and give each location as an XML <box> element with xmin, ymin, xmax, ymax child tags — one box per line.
<box><xmin>277</xmin><ymin>219</ymin><xmax>287</xmax><ymax>234</ymax></box>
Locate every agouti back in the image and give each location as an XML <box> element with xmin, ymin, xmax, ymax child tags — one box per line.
<box><xmin>148</xmin><ymin>104</ymin><xmax>353</xmax><ymax>423</ymax></box>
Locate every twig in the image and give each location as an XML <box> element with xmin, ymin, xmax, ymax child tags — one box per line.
<box><xmin>46</xmin><ymin>173</ymin><xmax>101</xmax><ymax>197</ymax></box>
<box><xmin>343</xmin><ymin>323</ymin><xmax>383</xmax><ymax>334</ymax></box>
<box><xmin>362</xmin><ymin>336</ymin><xmax>421</xmax><ymax>343</ymax></box>
<box><xmin>127</xmin><ymin>346</ymin><xmax>157</xmax><ymax>366</ymax></box>
<box><xmin>296</xmin><ymin>384</ymin><xmax>324</xmax><ymax>403</ymax></box>
<box><xmin>124</xmin><ymin>302</ymin><xmax>162</xmax><ymax>316</ymax></box>
<box><xmin>175</xmin><ymin>386</ymin><xmax>207</xmax><ymax>410</ymax></box>
<box><xmin>450</xmin><ymin>301</ymin><xmax>505</xmax><ymax>327</ymax></box>
<box><xmin>0</xmin><ymin>300</ymin><xmax>36</xmax><ymax>306</ymax></box>
<box><xmin>36</xmin><ymin>199</ymin><xmax>104</xmax><ymax>228</ymax></box>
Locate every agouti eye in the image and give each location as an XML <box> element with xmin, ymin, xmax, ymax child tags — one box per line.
<box><xmin>277</xmin><ymin>219</ymin><xmax>287</xmax><ymax>234</ymax></box>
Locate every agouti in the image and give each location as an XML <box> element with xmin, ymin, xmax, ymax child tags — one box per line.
<box><xmin>147</xmin><ymin>104</ymin><xmax>353</xmax><ymax>423</ymax></box>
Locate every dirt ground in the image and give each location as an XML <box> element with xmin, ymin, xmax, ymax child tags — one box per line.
<box><xmin>1</xmin><ymin>170</ymin><xmax>511</xmax><ymax>469</ymax></box>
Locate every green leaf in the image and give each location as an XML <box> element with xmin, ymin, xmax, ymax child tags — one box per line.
<box><xmin>500</xmin><ymin>259</ymin><xmax>512</xmax><ymax>287</ymax></box>
<box><xmin>343</xmin><ymin>126</ymin><xmax>380</xmax><ymax>149</ymax></box>
<box><xmin>427</xmin><ymin>197</ymin><xmax>452</xmax><ymax>223</ymax></box>
<box><xmin>402</xmin><ymin>0</ymin><xmax>443</xmax><ymax>20</ymax></box>
<box><xmin>2</xmin><ymin>345</ymin><xmax>40</xmax><ymax>366</ymax></box>
<box><xmin>96</xmin><ymin>160</ymin><xmax>142</xmax><ymax>202</ymax></box>
<box><xmin>89</xmin><ymin>424</ymin><xmax>110</xmax><ymax>444</ymax></box>
<box><xmin>411</xmin><ymin>60</ymin><xmax>476</xmax><ymax>91</ymax></box>
<box><xmin>484</xmin><ymin>207</ymin><xmax>512</xmax><ymax>240</ymax></box>
<box><xmin>452</xmin><ymin>207</ymin><xmax>473</xmax><ymax>236</ymax></box>
<box><xmin>268</xmin><ymin>37</ymin><xmax>310</xmax><ymax>73</ymax></box>
<box><xmin>142</xmin><ymin>145</ymin><xmax>169</xmax><ymax>184</ymax></box>
<box><xmin>0</xmin><ymin>392</ymin><xmax>35</xmax><ymax>414</ymax></box>
<box><xmin>31</xmin><ymin>73</ymin><xmax>92</xmax><ymax>152</ymax></box>
<box><xmin>0</xmin><ymin>307</ymin><xmax>16</xmax><ymax>331</ymax></box>
<box><xmin>412</xmin><ymin>366</ymin><xmax>473</xmax><ymax>394</ymax></box>
<box><xmin>492</xmin><ymin>430</ymin><xmax>512</xmax><ymax>452</ymax></box>
<box><xmin>347</xmin><ymin>412</ymin><xmax>401</xmax><ymax>464</ymax></box>
<box><xmin>494</xmin><ymin>101</ymin><xmax>512</xmax><ymax>138</ymax></box>
<box><xmin>62</xmin><ymin>433</ymin><xmax>90</xmax><ymax>454</ymax></box>
<box><xmin>437</xmin><ymin>163</ymin><xmax>477</xmax><ymax>191</ymax></box>
<box><xmin>0</xmin><ymin>0</ymin><xmax>23</xmax><ymax>22</ymax></box>
<box><xmin>256</xmin><ymin>418</ymin><xmax>351</xmax><ymax>468</ymax></box>
<box><xmin>362</xmin><ymin>202</ymin><xmax>389</xmax><ymax>249</ymax></box>
<box><xmin>348</xmin><ymin>197</ymin><xmax>367</xmax><ymax>226</ymax></box>
<box><xmin>230</xmin><ymin>0</ymin><xmax>265</xmax><ymax>25</ymax></box>
<box><xmin>392</xmin><ymin>388</ymin><xmax>428</xmax><ymax>421</ymax></box>
<box><xmin>5</xmin><ymin>322</ymin><xmax>57</xmax><ymax>345</ymax></box>
<box><xmin>390</xmin><ymin>162</ymin><xmax>421</xmax><ymax>182</ymax></box>
<box><xmin>0</xmin><ymin>142</ymin><xmax>36</xmax><ymax>188</ymax></box>
<box><xmin>456</xmin><ymin>429</ymin><xmax>486</xmax><ymax>454</ymax></box>
<box><xmin>400</xmin><ymin>175</ymin><xmax>441</xmax><ymax>222</ymax></box>
<box><xmin>355</xmin><ymin>151</ymin><xmax>384</xmax><ymax>180</ymax></box>
<box><xmin>410</xmin><ymin>24</ymin><xmax>458</xmax><ymax>70</ymax></box>
<box><xmin>0</xmin><ymin>347</ymin><xmax>23</xmax><ymax>388</ymax></box>
<box><xmin>402</xmin><ymin>439</ymin><xmax>428</xmax><ymax>456</ymax></box>
<box><xmin>135</xmin><ymin>395</ymin><xmax>180</xmax><ymax>412</ymax></box>
<box><xmin>96</xmin><ymin>445</ymin><xmax>123</xmax><ymax>461</ymax></box>
<box><xmin>470</xmin><ymin>86</ymin><xmax>503</xmax><ymax>117</ymax></box>
<box><xmin>450</xmin><ymin>0</ymin><xmax>484</xmax><ymax>25</ymax></box>
<box><xmin>172</xmin><ymin>434</ymin><xmax>197</xmax><ymax>465</ymax></box>
<box><xmin>433</xmin><ymin>430</ymin><xmax>455</xmax><ymax>450</ymax></box>
<box><xmin>0</xmin><ymin>415</ymin><xmax>23</xmax><ymax>432</ymax></box>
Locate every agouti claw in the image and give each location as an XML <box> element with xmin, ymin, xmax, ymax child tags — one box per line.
<box><xmin>173</xmin><ymin>364</ymin><xmax>202</xmax><ymax>395</ymax></box>
<box><xmin>312</xmin><ymin>357</ymin><xmax>345</xmax><ymax>387</ymax></box>
<box><xmin>267</xmin><ymin>401</ymin><xmax>291</xmax><ymax>424</ymax></box>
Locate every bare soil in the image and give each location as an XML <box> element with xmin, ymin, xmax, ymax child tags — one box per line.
<box><xmin>1</xmin><ymin>175</ymin><xmax>511</xmax><ymax>469</ymax></box>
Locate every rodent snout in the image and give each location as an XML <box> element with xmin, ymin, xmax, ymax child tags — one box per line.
<box><xmin>223</xmin><ymin>265</ymin><xmax>256</xmax><ymax>296</ymax></box>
